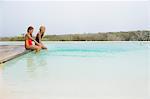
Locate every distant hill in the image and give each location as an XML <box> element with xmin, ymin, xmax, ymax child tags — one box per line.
<box><xmin>0</xmin><ymin>30</ymin><xmax>149</xmax><ymax>41</ymax></box>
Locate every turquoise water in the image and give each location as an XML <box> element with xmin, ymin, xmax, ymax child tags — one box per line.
<box><xmin>0</xmin><ymin>41</ymin><xmax>150</xmax><ymax>99</ymax></box>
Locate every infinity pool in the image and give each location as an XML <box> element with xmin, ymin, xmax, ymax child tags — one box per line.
<box><xmin>0</xmin><ymin>41</ymin><xmax>150</xmax><ymax>99</ymax></box>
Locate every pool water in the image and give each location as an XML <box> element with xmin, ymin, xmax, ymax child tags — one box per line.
<box><xmin>0</xmin><ymin>41</ymin><xmax>150</xmax><ymax>99</ymax></box>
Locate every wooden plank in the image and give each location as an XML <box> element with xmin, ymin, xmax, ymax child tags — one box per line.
<box><xmin>0</xmin><ymin>45</ymin><xmax>31</xmax><ymax>64</ymax></box>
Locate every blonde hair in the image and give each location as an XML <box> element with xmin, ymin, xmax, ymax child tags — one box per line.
<box><xmin>39</xmin><ymin>26</ymin><xmax>45</xmax><ymax>32</ymax></box>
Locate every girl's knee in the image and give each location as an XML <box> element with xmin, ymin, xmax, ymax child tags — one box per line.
<box><xmin>37</xmin><ymin>46</ymin><xmax>41</xmax><ymax>50</ymax></box>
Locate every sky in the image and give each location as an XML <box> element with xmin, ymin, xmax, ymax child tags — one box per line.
<box><xmin>0</xmin><ymin>0</ymin><xmax>149</xmax><ymax>37</ymax></box>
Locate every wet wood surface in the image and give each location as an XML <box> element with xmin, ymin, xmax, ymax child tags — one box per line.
<box><xmin>0</xmin><ymin>45</ymin><xmax>30</xmax><ymax>63</ymax></box>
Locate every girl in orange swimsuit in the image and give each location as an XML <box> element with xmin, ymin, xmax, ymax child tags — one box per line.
<box><xmin>25</xmin><ymin>26</ymin><xmax>41</xmax><ymax>52</ymax></box>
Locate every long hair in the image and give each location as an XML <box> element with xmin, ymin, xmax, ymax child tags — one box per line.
<box><xmin>27</xmin><ymin>26</ymin><xmax>34</xmax><ymax>37</ymax></box>
<box><xmin>39</xmin><ymin>26</ymin><xmax>45</xmax><ymax>38</ymax></box>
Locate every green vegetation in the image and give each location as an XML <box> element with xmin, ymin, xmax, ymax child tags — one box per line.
<box><xmin>0</xmin><ymin>30</ymin><xmax>149</xmax><ymax>41</ymax></box>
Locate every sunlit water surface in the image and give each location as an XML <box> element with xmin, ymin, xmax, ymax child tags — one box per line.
<box><xmin>0</xmin><ymin>41</ymin><xmax>150</xmax><ymax>99</ymax></box>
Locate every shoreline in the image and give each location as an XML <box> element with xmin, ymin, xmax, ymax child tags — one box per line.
<box><xmin>0</xmin><ymin>30</ymin><xmax>149</xmax><ymax>41</ymax></box>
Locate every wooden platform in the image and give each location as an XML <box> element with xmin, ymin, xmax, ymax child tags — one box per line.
<box><xmin>0</xmin><ymin>45</ymin><xmax>30</xmax><ymax>64</ymax></box>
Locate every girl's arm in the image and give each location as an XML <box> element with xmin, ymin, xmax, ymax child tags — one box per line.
<box><xmin>38</xmin><ymin>34</ymin><xmax>47</xmax><ymax>49</ymax></box>
<box><xmin>27</xmin><ymin>34</ymin><xmax>41</xmax><ymax>46</ymax></box>
<box><xmin>38</xmin><ymin>33</ymin><xmax>42</xmax><ymax>44</ymax></box>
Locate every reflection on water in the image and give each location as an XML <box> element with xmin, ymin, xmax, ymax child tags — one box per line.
<box><xmin>0</xmin><ymin>41</ymin><xmax>149</xmax><ymax>99</ymax></box>
<box><xmin>26</xmin><ymin>53</ymin><xmax>48</xmax><ymax>80</ymax></box>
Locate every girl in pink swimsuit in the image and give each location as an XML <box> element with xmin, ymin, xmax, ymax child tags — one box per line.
<box><xmin>25</xmin><ymin>26</ymin><xmax>41</xmax><ymax>52</ymax></box>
